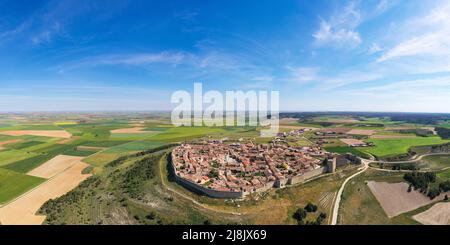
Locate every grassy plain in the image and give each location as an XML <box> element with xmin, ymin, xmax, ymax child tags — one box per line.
<box><xmin>325</xmin><ymin>146</ymin><xmax>369</xmax><ymax>158</ymax></box>
<box><xmin>357</xmin><ymin>137</ymin><xmax>450</xmax><ymax>158</ymax></box>
<box><xmin>419</xmin><ymin>154</ymin><xmax>450</xmax><ymax>170</ymax></box>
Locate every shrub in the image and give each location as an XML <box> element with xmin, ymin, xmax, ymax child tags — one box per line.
<box><xmin>293</xmin><ymin>208</ymin><xmax>307</xmax><ymax>222</ymax></box>
<box><xmin>439</xmin><ymin>181</ymin><xmax>450</xmax><ymax>192</ymax></box>
<box><xmin>427</xmin><ymin>187</ymin><xmax>441</xmax><ymax>200</ymax></box>
<box><xmin>304</xmin><ymin>203</ymin><xmax>318</xmax><ymax>213</ymax></box>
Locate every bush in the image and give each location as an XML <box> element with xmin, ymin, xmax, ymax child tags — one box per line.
<box><xmin>146</xmin><ymin>212</ymin><xmax>156</xmax><ymax>220</ymax></box>
<box><xmin>293</xmin><ymin>208</ymin><xmax>307</xmax><ymax>222</ymax></box>
<box><xmin>315</xmin><ymin>212</ymin><xmax>327</xmax><ymax>225</ymax></box>
<box><xmin>427</xmin><ymin>187</ymin><xmax>441</xmax><ymax>200</ymax></box>
<box><xmin>439</xmin><ymin>181</ymin><xmax>450</xmax><ymax>192</ymax></box>
<box><xmin>207</xmin><ymin>169</ymin><xmax>219</xmax><ymax>179</ymax></box>
<box><xmin>304</xmin><ymin>203</ymin><xmax>318</xmax><ymax>213</ymax></box>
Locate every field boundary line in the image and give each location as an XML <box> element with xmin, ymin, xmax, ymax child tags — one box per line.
<box><xmin>0</xmin><ymin>156</ymin><xmax>88</xmax><ymax>208</ymax></box>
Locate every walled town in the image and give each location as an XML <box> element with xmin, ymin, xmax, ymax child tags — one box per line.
<box><xmin>171</xmin><ymin>140</ymin><xmax>332</xmax><ymax>195</ymax></box>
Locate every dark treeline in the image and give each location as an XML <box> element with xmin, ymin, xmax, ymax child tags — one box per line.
<box><xmin>403</xmin><ymin>172</ymin><xmax>436</xmax><ymax>193</ymax></box>
<box><xmin>436</xmin><ymin>127</ymin><xmax>450</xmax><ymax>139</ymax></box>
<box><xmin>280</xmin><ymin>112</ymin><xmax>450</xmax><ymax>125</ymax></box>
<box><xmin>403</xmin><ymin>172</ymin><xmax>450</xmax><ymax>200</ymax></box>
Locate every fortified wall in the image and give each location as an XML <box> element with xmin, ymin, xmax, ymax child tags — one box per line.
<box><xmin>169</xmin><ymin>151</ymin><xmax>336</xmax><ymax>199</ymax></box>
<box><xmin>169</xmin><ymin>153</ymin><xmax>245</xmax><ymax>199</ymax></box>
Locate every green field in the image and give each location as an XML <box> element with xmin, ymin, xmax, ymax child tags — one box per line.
<box><xmin>357</xmin><ymin>137</ymin><xmax>450</xmax><ymax>158</ymax></box>
<box><xmin>0</xmin><ymin>168</ymin><xmax>45</xmax><ymax>204</ymax></box>
<box><xmin>110</xmin><ymin>132</ymin><xmax>160</xmax><ymax>140</ymax></box>
<box><xmin>3</xmin><ymin>144</ymin><xmax>76</xmax><ymax>173</ymax></box>
<box><xmin>418</xmin><ymin>155</ymin><xmax>450</xmax><ymax>170</ymax></box>
<box><xmin>63</xmin><ymin>148</ymin><xmax>99</xmax><ymax>157</ymax></box>
<box><xmin>437</xmin><ymin>168</ymin><xmax>450</xmax><ymax>179</ymax></box>
<box><xmin>147</xmin><ymin>126</ymin><xmax>226</xmax><ymax>141</ymax></box>
<box><xmin>0</xmin><ymin>124</ymin><xmax>61</xmax><ymax>131</ymax></box>
<box><xmin>102</xmin><ymin>141</ymin><xmax>166</xmax><ymax>153</ymax></box>
<box><xmin>82</xmin><ymin>140</ymin><xmax>130</xmax><ymax>147</ymax></box>
<box><xmin>83</xmin><ymin>152</ymin><xmax>123</xmax><ymax>168</ymax></box>
<box><xmin>4</xmin><ymin>140</ymin><xmax>45</xmax><ymax>150</ymax></box>
<box><xmin>324</xmin><ymin>146</ymin><xmax>369</xmax><ymax>158</ymax></box>
<box><xmin>0</xmin><ymin>150</ymin><xmax>40</xmax><ymax>166</ymax></box>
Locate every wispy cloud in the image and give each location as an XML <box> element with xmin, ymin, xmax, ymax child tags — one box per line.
<box><xmin>368</xmin><ymin>42</ymin><xmax>383</xmax><ymax>54</ymax></box>
<box><xmin>374</xmin><ymin>0</ymin><xmax>397</xmax><ymax>15</ymax></box>
<box><xmin>281</xmin><ymin>66</ymin><xmax>382</xmax><ymax>90</ymax></box>
<box><xmin>284</xmin><ymin>67</ymin><xmax>320</xmax><ymax>83</ymax></box>
<box><xmin>55</xmin><ymin>49</ymin><xmax>273</xmax><ymax>81</ymax></box>
<box><xmin>354</xmin><ymin>76</ymin><xmax>450</xmax><ymax>94</ymax></box>
<box><xmin>0</xmin><ymin>21</ymin><xmax>30</xmax><ymax>43</ymax></box>
<box><xmin>377</xmin><ymin>2</ymin><xmax>450</xmax><ymax>62</ymax></box>
<box><xmin>313</xmin><ymin>1</ymin><xmax>362</xmax><ymax>48</ymax></box>
<box><xmin>31</xmin><ymin>21</ymin><xmax>63</xmax><ymax>44</ymax></box>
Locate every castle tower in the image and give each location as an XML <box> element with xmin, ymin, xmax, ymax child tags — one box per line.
<box><xmin>327</xmin><ymin>157</ymin><xmax>336</xmax><ymax>173</ymax></box>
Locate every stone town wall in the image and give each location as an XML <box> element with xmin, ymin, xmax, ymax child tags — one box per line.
<box><xmin>170</xmin><ymin>152</ymin><xmax>244</xmax><ymax>199</ymax></box>
<box><xmin>170</xmin><ymin>152</ymin><xmax>331</xmax><ymax>199</ymax></box>
<box><xmin>287</xmin><ymin>166</ymin><xmax>327</xmax><ymax>186</ymax></box>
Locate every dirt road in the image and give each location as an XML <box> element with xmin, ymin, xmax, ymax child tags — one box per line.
<box><xmin>330</xmin><ymin>159</ymin><xmax>370</xmax><ymax>225</ymax></box>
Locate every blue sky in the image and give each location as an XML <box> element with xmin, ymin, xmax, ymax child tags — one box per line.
<box><xmin>0</xmin><ymin>0</ymin><xmax>449</xmax><ymax>112</ymax></box>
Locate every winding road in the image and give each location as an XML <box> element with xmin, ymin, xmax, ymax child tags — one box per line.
<box><xmin>330</xmin><ymin>152</ymin><xmax>450</xmax><ymax>225</ymax></box>
<box><xmin>376</xmin><ymin>152</ymin><xmax>450</xmax><ymax>164</ymax></box>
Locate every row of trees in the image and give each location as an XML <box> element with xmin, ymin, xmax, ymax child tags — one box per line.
<box><xmin>404</xmin><ymin>172</ymin><xmax>450</xmax><ymax>200</ymax></box>
<box><xmin>403</xmin><ymin>172</ymin><xmax>436</xmax><ymax>193</ymax></box>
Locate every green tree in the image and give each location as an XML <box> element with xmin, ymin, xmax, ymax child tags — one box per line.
<box><xmin>293</xmin><ymin>208</ymin><xmax>307</xmax><ymax>222</ymax></box>
<box><xmin>304</xmin><ymin>203</ymin><xmax>318</xmax><ymax>213</ymax></box>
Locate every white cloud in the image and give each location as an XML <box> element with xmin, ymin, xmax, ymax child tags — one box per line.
<box><xmin>376</xmin><ymin>0</ymin><xmax>389</xmax><ymax>12</ymax></box>
<box><xmin>314</xmin><ymin>20</ymin><xmax>361</xmax><ymax>47</ymax></box>
<box><xmin>377</xmin><ymin>31</ymin><xmax>450</xmax><ymax>62</ymax></box>
<box><xmin>377</xmin><ymin>2</ymin><xmax>450</xmax><ymax>62</ymax></box>
<box><xmin>368</xmin><ymin>42</ymin><xmax>383</xmax><ymax>54</ymax></box>
<box><xmin>282</xmin><ymin>66</ymin><xmax>383</xmax><ymax>90</ymax></box>
<box><xmin>355</xmin><ymin>76</ymin><xmax>450</xmax><ymax>93</ymax></box>
<box><xmin>98</xmin><ymin>52</ymin><xmax>187</xmax><ymax>66</ymax></box>
<box><xmin>251</xmin><ymin>76</ymin><xmax>274</xmax><ymax>82</ymax></box>
<box><xmin>313</xmin><ymin>1</ymin><xmax>362</xmax><ymax>48</ymax></box>
<box><xmin>284</xmin><ymin>67</ymin><xmax>320</xmax><ymax>83</ymax></box>
<box><xmin>314</xmin><ymin>76</ymin><xmax>450</xmax><ymax>113</ymax></box>
<box><xmin>319</xmin><ymin>71</ymin><xmax>382</xmax><ymax>90</ymax></box>
<box><xmin>375</xmin><ymin>0</ymin><xmax>397</xmax><ymax>15</ymax></box>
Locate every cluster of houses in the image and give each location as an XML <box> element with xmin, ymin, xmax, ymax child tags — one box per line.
<box><xmin>276</xmin><ymin>128</ymin><xmax>313</xmax><ymax>138</ymax></box>
<box><xmin>171</xmin><ymin>142</ymin><xmax>331</xmax><ymax>195</ymax></box>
